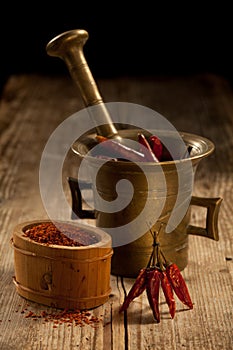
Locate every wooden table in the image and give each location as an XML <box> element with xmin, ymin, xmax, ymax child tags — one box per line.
<box><xmin>0</xmin><ymin>73</ymin><xmax>232</xmax><ymax>349</ymax></box>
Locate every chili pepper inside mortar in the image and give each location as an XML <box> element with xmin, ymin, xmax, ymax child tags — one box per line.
<box><xmin>94</xmin><ymin>132</ymin><xmax>191</xmax><ymax>162</ymax></box>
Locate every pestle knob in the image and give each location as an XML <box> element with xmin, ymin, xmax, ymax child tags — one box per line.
<box><xmin>46</xmin><ymin>29</ymin><xmax>119</xmax><ymax>139</ymax></box>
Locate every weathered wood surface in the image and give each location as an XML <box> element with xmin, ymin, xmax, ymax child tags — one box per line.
<box><xmin>0</xmin><ymin>73</ymin><xmax>232</xmax><ymax>349</ymax></box>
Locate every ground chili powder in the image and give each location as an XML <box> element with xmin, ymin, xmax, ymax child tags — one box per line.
<box><xmin>23</xmin><ymin>222</ymin><xmax>99</xmax><ymax>246</ymax></box>
<box><xmin>21</xmin><ymin>307</ymin><xmax>102</xmax><ymax>328</ymax></box>
<box><xmin>11</xmin><ymin>303</ymin><xmax>102</xmax><ymax>328</ymax></box>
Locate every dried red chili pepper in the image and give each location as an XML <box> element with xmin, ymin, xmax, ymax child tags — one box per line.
<box><xmin>160</xmin><ymin>270</ymin><xmax>176</xmax><ymax>319</ymax></box>
<box><xmin>95</xmin><ymin>135</ymin><xmax>108</xmax><ymax>143</ymax></box>
<box><xmin>149</xmin><ymin>135</ymin><xmax>163</xmax><ymax>161</ymax></box>
<box><xmin>138</xmin><ymin>133</ymin><xmax>159</xmax><ymax>162</ymax></box>
<box><xmin>95</xmin><ymin>135</ymin><xmax>146</xmax><ymax>162</ymax></box>
<box><xmin>146</xmin><ymin>268</ymin><xmax>161</xmax><ymax>323</ymax></box>
<box><xmin>166</xmin><ymin>263</ymin><xmax>193</xmax><ymax>309</ymax></box>
<box><xmin>161</xmin><ymin>146</ymin><xmax>173</xmax><ymax>161</ymax></box>
<box><xmin>119</xmin><ymin>268</ymin><xmax>147</xmax><ymax>312</ymax></box>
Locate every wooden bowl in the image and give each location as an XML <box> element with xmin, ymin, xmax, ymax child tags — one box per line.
<box><xmin>11</xmin><ymin>220</ymin><xmax>113</xmax><ymax>309</ymax></box>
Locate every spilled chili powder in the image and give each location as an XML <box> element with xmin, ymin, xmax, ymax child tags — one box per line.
<box><xmin>23</xmin><ymin>222</ymin><xmax>99</xmax><ymax>246</ymax></box>
<box><xmin>22</xmin><ymin>307</ymin><xmax>102</xmax><ymax>328</ymax></box>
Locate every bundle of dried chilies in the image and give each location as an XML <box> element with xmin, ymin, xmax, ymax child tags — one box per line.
<box><xmin>119</xmin><ymin>229</ymin><xmax>193</xmax><ymax>323</ymax></box>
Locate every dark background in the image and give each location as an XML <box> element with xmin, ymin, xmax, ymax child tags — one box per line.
<box><xmin>0</xmin><ymin>3</ymin><xmax>233</xmax><ymax>92</ymax></box>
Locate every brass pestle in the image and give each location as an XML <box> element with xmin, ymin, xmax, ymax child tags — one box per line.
<box><xmin>46</xmin><ymin>29</ymin><xmax>121</xmax><ymax>140</ymax></box>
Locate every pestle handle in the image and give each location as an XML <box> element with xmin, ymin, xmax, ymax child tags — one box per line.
<box><xmin>46</xmin><ymin>29</ymin><xmax>119</xmax><ymax>139</ymax></box>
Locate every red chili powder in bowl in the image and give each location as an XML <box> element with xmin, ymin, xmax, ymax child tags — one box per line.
<box><xmin>23</xmin><ymin>222</ymin><xmax>99</xmax><ymax>247</ymax></box>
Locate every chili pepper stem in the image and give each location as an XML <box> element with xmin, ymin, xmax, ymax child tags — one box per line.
<box><xmin>157</xmin><ymin>249</ymin><xmax>165</xmax><ymax>271</ymax></box>
<box><xmin>159</xmin><ymin>248</ymin><xmax>171</xmax><ymax>268</ymax></box>
<box><xmin>148</xmin><ymin>223</ymin><xmax>169</xmax><ymax>270</ymax></box>
<box><xmin>147</xmin><ymin>248</ymin><xmax>155</xmax><ymax>268</ymax></box>
<box><xmin>148</xmin><ymin>227</ymin><xmax>161</xmax><ymax>269</ymax></box>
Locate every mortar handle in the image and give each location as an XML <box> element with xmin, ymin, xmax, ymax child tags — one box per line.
<box><xmin>187</xmin><ymin>196</ymin><xmax>223</xmax><ymax>241</ymax></box>
<box><xmin>67</xmin><ymin>177</ymin><xmax>96</xmax><ymax>220</ymax></box>
<box><xmin>46</xmin><ymin>29</ymin><xmax>119</xmax><ymax>139</ymax></box>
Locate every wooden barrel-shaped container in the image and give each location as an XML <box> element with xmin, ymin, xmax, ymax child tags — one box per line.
<box><xmin>11</xmin><ymin>220</ymin><xmax>113</xmax><ymax>309</ymax></box>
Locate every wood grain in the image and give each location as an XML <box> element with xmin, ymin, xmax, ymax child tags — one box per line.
<box><xmin>0</xmin><ymin>73</ymin><xmax>232</xmax><ymax>349</ymax></box>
